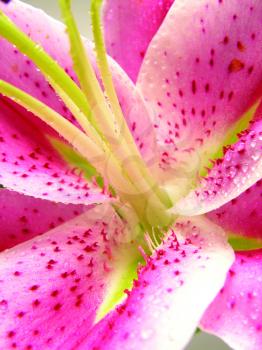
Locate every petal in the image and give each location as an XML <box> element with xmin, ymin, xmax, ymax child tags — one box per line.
<box><xmin>0</xmin><ymin>98</ymin><xmax>107</xmax><ymax>205</ymax></box>
<box><xmin>0</xmin><ymin>0</ymin><xmax>155</xmax><ymax>160</ymax></box>
<box><xmin>201</xmin><ymin>250</ymin><xmax>262</xmax><ymax>350</ymax></box>
<box><xmin>173</xmin><ymin>117</ymin><xmax>262</xmax><ymax>216</ymax></box>
<box><xmin>137</xmin><ymin>0</ymin><xmax>262</xmax><ymax>188</ymax></box>
<box><xmin>0</xmin><ymin>204</ymin><xmax>129</xmax><ymax>350</ymax></box>
<box><xmin>103</xmin><ymin>0</ymin><xmax>174</xmax><ymax>82</ymax></box>
<box><xmin>0</xmin><ymin>189</ymin><xmax>86</xmax><ymax>251</ymax></box>
<box><xmin>77</xmin><ymin>216</ymin><xmax>234</xmax><ymax>350</ymax></box>
<box><xmin>207</xmin><ymin>180</ymin><xmax>262</xmax><ymax>239</ymax></box>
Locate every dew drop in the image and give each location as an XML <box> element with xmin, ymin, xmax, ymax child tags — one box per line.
<box><xmin>252</xmin><ymin>291</ymin><xmax>258</xmax><ymax>297</ymax></box>
<box><xmin>250</xmin><ymin>313</ymin><xmax>258</xmax><ymax>321</ymax></box>
<box><xmin>0</xmin><ymin>300</ymin><xmax>8</xmax><ymax>311</ymax></box>
<box><xmin>140</xmin><ymin>328</ymin><xmax>153</xmax><ymax>340</ymax></box>
<box><xmin>251</xmin><ymin>152</ymin><xmax>260</xmax><ymax>161</ymax></box>
<box><xmin>242</xmin><ymin>164</ymin><xmax>249</xmax><ymax>173</ymax></box>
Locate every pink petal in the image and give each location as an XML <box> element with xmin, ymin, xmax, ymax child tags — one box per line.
<box><xmin>0</xmin><ymin>98</ymin><xmax>107</xmax><ymax>205</ymax></box>
<box><xmin>0</xmin><ymin>189</ymin><xmax>86</xmax><ymax>251</ymax></box>
<box><xmin>103</xmin><ymin>0</ymin><xmax>174</xmax><ymax>82</ymax></box>
<box><xmin>137</xmin><ymin>0</ymin><xmax>262</xmax><ymax>186</ymax></box>
<box><xmin>207</xmin><ymin>180</ymin><xmax>262</xmax><ymax>239</ymax></box>
<box><xmin>173</xmin><ymin>117</ymin><xmax>262</xmax><ymax>216</ymax></box>
<box><xmin>78</xmin><ymin>216</ymin><xmax>233</xmax><ymax>350</ymax></box>
<box><xmin>201</xmin><ymin>250</ymin><xmax>262</xmax><ymax>350</ymax></box>
<box><xmin>0</xmin><ymin>0</ymin><xmax>155</xmax><ymax>160</ymax></box>
<box><xmin>0</xmin><ymin>204</ymin><xmax>125</xmax><ymax>350</ymax></box>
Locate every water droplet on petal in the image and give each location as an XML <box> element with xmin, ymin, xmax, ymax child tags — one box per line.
<box><xmin>251</xmin><ymin>152</ymin><xmax>260</xmax><ymax>161</ymax></box>
<box><xmin>0</xmin><ymin>300</ymin><xmax>8</xmax><ymax>311</ymax></box>
<box><xmin>250</xmin><ymin>313</ymin><xmax>258</xmax><ymax>321</ymax></box>
<box><xmin>140</xmin><ymin>328</ymin><xmax>153</xmax><ymax>340</ymax></box>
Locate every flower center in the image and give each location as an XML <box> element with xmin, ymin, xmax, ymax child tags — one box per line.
<box><xmin>0</xmin><ymin>0</ymin><xmax>174</xmax><ymax>242</ymax></box>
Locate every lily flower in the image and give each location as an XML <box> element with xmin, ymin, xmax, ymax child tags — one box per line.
<box><xmin>0</xmin><ymin>0</ymin><xmax>261</xmax><ymax>349</ymax></box>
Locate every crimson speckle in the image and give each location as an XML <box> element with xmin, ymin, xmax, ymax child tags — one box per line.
<box><xmin>29</xmin><ymin>285</ymin><xmax>39</xmax><ymax>291</ymax></box>
<box><xmin>53</xmin><ymin>303</ymin><xmax>62</xmax><ymax>311</ymax></box>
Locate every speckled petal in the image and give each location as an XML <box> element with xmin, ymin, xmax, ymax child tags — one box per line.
<box><xmin>137</xmin><ymin>0</ymin><xmax>262</xmax><ymax>191</ymax></box>
<box><xmin>201</xmin><ymin>250</ymin><xmax>262</xmax><ymax>350</ymax></box>
<box><xmin>0</xmin><ymin>204</ymin><xmax>127</xmax><ymax>350</ymax></box>
<box><xmin>103</xmin><ymin>0</ymin><xmax>174</xmax><ymax>82</ymax></box>
<box><xmin>173</xmin><ymin>117</ymin><xmax>262</xmax><ymax>216</ymax></box>
<box><xmin>0</xmin><ymin>98</ymin><xmax>107</xmax><ymax>205</ymax></box>
<box><xmin>0</xmin><ymin>0</ymin><xmax>155</xmax><ymax>160</ymax></box>
<box><xmin>207</xmin><ymin>180</ymin><xmax>262</xmax><ymax>239</ymax></box>
<box><xmin>77</xmin><ymin>216</ymin><xmax>234</xmax><ymax>350</ymax></box>
<box><xmin>0</xmin><ymin>189</ymin><xmax>86</xmax><ymax>251</ymax></box>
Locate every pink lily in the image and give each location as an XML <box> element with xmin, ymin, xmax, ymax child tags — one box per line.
<box><xmin>0</xmin><ymin>1</ymin><xmax>261</xmax><ymax>350</ymax></box>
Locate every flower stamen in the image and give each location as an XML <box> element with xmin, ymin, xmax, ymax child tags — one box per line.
<box><xmin>0</xmin><ymin>3</ymin><xmax>175</xmax><ymax>236</ymax></box>
<box><xmin>0</xmin><ymin>10</ymin><xmax>98</xmax><ymax>133</ymax></box>
<box><xmin>91</xmin><ymin>0</ymin><xmax>174</xmax><ymax>208</ymax></box>
<box><xmin>0</xmin><ymin>80</ymin><xmax>140</xmax><ymax>196</ymax></box>
<box><xmin>60</xmin><ymin>0</ymin><xmax>173</xmax><ymax>211</ymax></box>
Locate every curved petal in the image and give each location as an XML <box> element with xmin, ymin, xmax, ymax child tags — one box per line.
<box><xmin>207</xmin><ymin>180</ymin><xmax>262</xmax><ymax>239</ymax></box>
<box><xmin>137</xmin><ymin>0</ymin><xmax>262</xmax><ymax>189</ymax></box>
<box><xmin>103</xmin><ymin>0</ymin><xmax>174</xmax><ymax>82</ymax></box>
<box><xmin>0</xmin><ymin>189</ymin><xmax>86</xmax><ymax>251</ymax></box>
<box><xmin>201</xmin><ymin>250</ymin><xmax>262</xmax><ymax>350</ymax></box>
<box><xmin>0</xmin><ymin>98</ymin><xmax>107</xmax><ymax>205</ymax></box>
<box><xmin>0</xmin><ymin>0</ymin><xmax>155</xmax><ymax>160</ymax></box>
<box><xmin>77</xmin><ymin>216</ymin><xmax>234</xmax><ymax>350</ymax></box>
<box><xmin>0</xmin><ymin>204</ymin><xmax>129</xmax><ymax>350</ymax></box>
<box><xmin>173</xmin><ymin>117</ymin><xmax>262</xmax><ymax>216</ymax></box>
